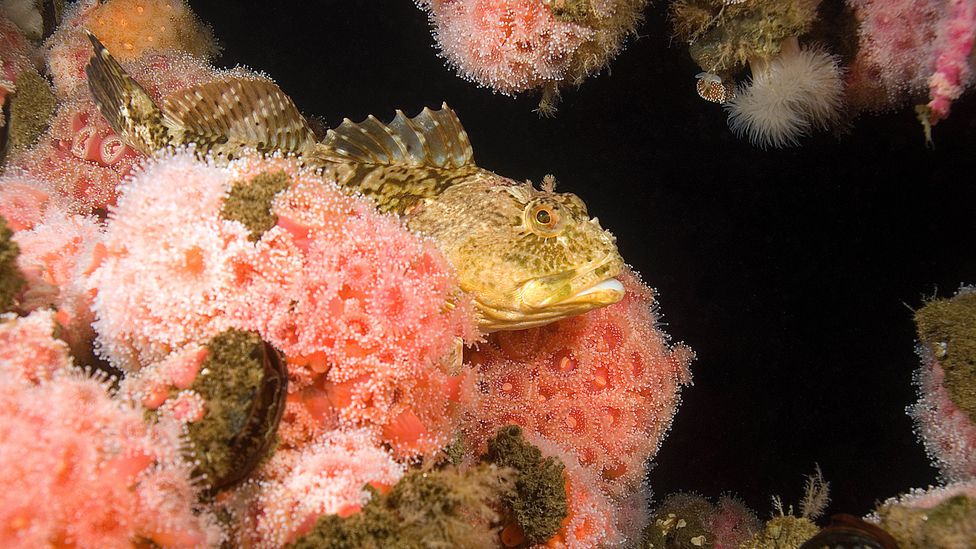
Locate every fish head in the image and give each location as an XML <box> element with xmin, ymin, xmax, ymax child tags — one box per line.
<box><xmin>409</xmin><ymin>173</ymin><xmax>625</xmax><ymax>331</ymax></box>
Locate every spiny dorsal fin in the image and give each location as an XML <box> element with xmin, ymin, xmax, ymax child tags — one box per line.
<box><xmin>85</xmin><ymin>31</ymin><xmax>171</xmax><ymax>154</ymax></box>
<box><xmin>161</xmin><ymin>78</ymin><xmax>316</xmax><ymax>155</ymax></box>
<box><xmin>320</xmin><ymin>103</ymin><xmax>475</xmax><ymax>168</ymax></box>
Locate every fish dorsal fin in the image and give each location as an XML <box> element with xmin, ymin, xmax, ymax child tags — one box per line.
<box><xmin>160</xmin><ymin>78</ymin><xmax>316</xmax><ymax>154</ymax></box>
<box><xmin>85</xmin><ymin>31</ymin><xmax>170</xmax><ymax>154</ymax></box>
<box><xmin>321</xmin><ymin>103</ymin><xmax>475</xmax><ymax>169</ymax></box>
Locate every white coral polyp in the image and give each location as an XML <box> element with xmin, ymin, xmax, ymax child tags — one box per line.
<box><xmin>726</xmin><ymin>43</ymin><xmax>844</xmax><ymax>149</ymax></box>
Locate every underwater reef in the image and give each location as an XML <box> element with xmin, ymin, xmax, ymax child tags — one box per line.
<box><xmin>0</xmin><ymin>1</ymin><xmax>974</xmax><ymax>548</ymax></box>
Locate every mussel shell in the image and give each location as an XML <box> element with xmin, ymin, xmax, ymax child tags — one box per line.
<box><xmin>799</xmin><ymin>514</ymin><xmax>899</xmax><ymax>549</ymax></box>
<box><xmin>209</xmin><ymin>341</ymin><xmax>287</xmax><ymax>492</ymax></box>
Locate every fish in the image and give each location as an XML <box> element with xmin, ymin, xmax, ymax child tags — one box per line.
<box><xmin>85</xmin><ymin>32</ymin><xmax>625</xmax><ymax>331</ymax></box>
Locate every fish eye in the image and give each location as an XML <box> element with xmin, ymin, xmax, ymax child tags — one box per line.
<box><xmin>536</xmin><ymin>208</ymin><xmax>552</xmax><ymax>225</ymax></box>
<box><xmin>525</xmin><ymin>200</ymin><xmax>563</xmax><ymax>237</ymax></box>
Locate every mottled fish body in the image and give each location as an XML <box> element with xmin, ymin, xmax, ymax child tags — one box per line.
<box><xmin>85</xmin><ymin>33</ymin><xmax>625</xmax><ymax>331</ymax></box>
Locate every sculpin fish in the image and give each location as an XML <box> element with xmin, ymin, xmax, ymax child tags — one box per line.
<box><xmin>85</xmin><ymin>33</ymin><xmax>625</xmax><ymax>331</ymax></box>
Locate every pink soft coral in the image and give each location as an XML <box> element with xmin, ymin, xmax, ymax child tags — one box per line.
<box><xmin>530</xmin><ymin>434</ymin><xmax>625</xmax><ymax>549</ymax></box>
<box><xmin>223</xmin><ymin>157</ymin><xmax>478</xmax><ymax>457</ymax></box>
<box><xmin>0</xmin><ymin>16</ymin><xmax>33</xmax><ymax>113</ymax></box>
<box><xmin>87</xmin><ymin>153</ymin><xmax>252</xmax><ymax>369</ymax></box>
<box><xmin>467</xmin><ymin>269</ymin><xmax>692</xmax><ymax>497</ymax></box>
<box><xmin>234</xmin><ymin>429</ymin><xmax>405</xmax><ymax>549</ymax></box>
<box><xmin>418</xmin><ymin>0</ymin><xmax>592</xmax><ymax>95</ymax></box>
<box><xmin>0</xmin><ymin>368</ymin><xmax>223</xmax><ymax>548</ymax></box>
<box><xmin>0</xmin><ymin>309</ymin><xmax>72</xmax><ymax>384</ymax></box>
<box><xmin>911</xmin><ymin>353</ymin><xmax>976</xmax><ymax>482</ymax></box>
<box><xmin>847</xmin><ymin>0</ymin><xmax>976</xmax><ymax>123</ymax></box>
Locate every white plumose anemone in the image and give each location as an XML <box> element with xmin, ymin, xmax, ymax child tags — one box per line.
<box><xmin>725</xmin><ymin>38</ymin><xmax>844</xmax><ymax>149</ymax></box>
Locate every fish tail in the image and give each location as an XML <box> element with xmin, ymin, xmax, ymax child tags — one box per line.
<box><xmin>84</xmin><ymin>31</ymin><xmax>170</xmax><ymax>154</ymax></box>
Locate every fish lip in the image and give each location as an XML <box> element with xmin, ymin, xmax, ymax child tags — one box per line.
<box><xmin>472</xmin><ymin>254</ymin><xmax>625</xmax><ymax>332</ymax></box>
<box><xmin>520</xmin><ymin>253</ymin><xmax>626</xmax><ymax>310</ymax></box>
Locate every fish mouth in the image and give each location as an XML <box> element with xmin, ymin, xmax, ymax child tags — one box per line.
<box><xmin>475</xmin><ymin>254</ymin><xmax>626</xmax><ymax>332</ymax></box>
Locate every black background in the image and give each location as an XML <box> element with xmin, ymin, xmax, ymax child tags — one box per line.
<box><xmin>191</xmin><ymin>1</ymin><xmax>976</xmax><ymax>518</ymax></box>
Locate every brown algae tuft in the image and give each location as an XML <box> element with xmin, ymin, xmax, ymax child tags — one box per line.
<box><xmin>483</xmin><ymin>425</ymin><xmax>569</xmax><ymax>545</ymax></box>
<box><xmin>220</xmin><ymin>170</ymin><xmax>292</xmax><ymax>241</ymax></box>
<box><xmin>915</xmin><ymin>290</ymin><xmax>976</xmax><ymax>423</ymax></box>
<box><xmin>0</xmin><ymin>216</ymin><xmax>26</xmax><ymax>313</ymax></box>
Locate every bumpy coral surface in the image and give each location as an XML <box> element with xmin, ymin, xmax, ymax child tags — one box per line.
<box><xmin>531</xmin><ymin>434</ymin><xmax>626</xmax><ymax>548</ymax></box>
<box><xmin>235</xmin><ymin>429</ymin><xmax>406</xmax><ymax>549</ymax></box>
<box><xmin>871</xmin><ymin>481</ymin><xmax>976</xmax><ymax>548</ymax></box>
<box><xmin>670</xmin><ymin>0</ymin><xmax>820</xmax><ymax>75</ymax></box>
<box><xmin>419</xmin><ymin>0</ymin><xmax>646</xmax><ymax>111</ymax></box>
<box><xmin>467</xmin><ymin>269</ymin><xmax>692</xmax><ymax>497</ymax></box>
<box><xmin>0</xmin><ymin>362</ymin><xmax>222</xmax><ymax>548</ymax></box>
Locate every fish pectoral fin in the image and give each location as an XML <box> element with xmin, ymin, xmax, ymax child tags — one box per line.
<box><xmin>317</xmin><ymin>102</ymin><xmax>475</xmax><ymax>170</ymax></box>
<box><xmin>160</xmin><ymin>78</ymin><xmax>316</xmax><ymax>155</ymax></box>
<box><xmin>84</xmin><ymin>30</ymin><xmax>169</xmax><ymax>154</ymax></box>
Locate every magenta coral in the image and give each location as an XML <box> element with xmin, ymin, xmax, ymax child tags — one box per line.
<box><xmin>847</xmin><ymin>0</ymin><xmax>976</xmax><ymax>121</ymax></box>
<box><xmin>926</xmin><ymin>0</ymin><xmax>976</xmax><ymax>123</ymax></box>
<box><xmin>419</xmin><ymin>0</ymin><xmax>592</xmax><ymax>95</ymax></box>
<box><xmin>0</xmin><ymin>370</ymin><xmax>223</xmax><ymax>548</ymax></box>
<box><xmin>234</xmin><ymin>429</ymin><xmax>405</xmax><ymax>548</ymax></box>
<box><xmin>467</xmin><ymin>269</ymin><xmax>692</xmax><ymax>497</ymax></box>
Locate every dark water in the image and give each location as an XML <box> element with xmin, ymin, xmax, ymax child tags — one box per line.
<box><xmin>192</xmin><ymin>1</ymin><xmax>976</xmax><ymax>517</ymax></box>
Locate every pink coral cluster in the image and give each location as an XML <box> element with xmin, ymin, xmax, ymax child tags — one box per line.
<box><xmin>87</xmin><ymin>153</ymin><xmax>250</xmax><ymax>369</ymax></box>
<box><xmin>0</xmin><ymin>316</ymin><xmax>222</xmax><ymax>548</ymax></box>
<box><xmin>234</xmin><ymin>429</ymin><xmax>405</xmax><ymax>548</ymax></box>
<box><xmin>531</xmin><ymin>434</ymin><xmax>627</xmax><ymax>548</ymax></box>
<box><xmin>419</xmin><ymin>0</ymin><xmax>592</xmax><ymax>95</ymax></box>
<box><xmin>467</xmin><ymin>269</ymin><xmax>692</xmax><ymax>498</ymax></box>
<box><xmin>89</xmin><ymin>152</ymin><xmax>477</xmax><ymax>457</ymax></box>
<box><xmin>0</xmin><ymin>309</ymin><xmax>72</xmax><ymax>384</ymax></box>
<box><xmin>847</xmin><ymin>0</ymin><xmax>976</xmax><ymax>123</ymax></box>
<box><xmin>0</xmin><ymin>173</ymin><xmax>104</xmax><ymax>357</ymax></box>
<box><xmin>224</xmin><ymin>157</ymin><xmax>478</xmax><ymax>457</ymax></box>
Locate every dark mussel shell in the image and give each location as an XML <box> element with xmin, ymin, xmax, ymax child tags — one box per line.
<box><xmin>209</xmin><ymin>341</ymin><xmax>288</xmax><ymax>492</ymax></box>
<box><xmin>799</xmin><ymin>514</ymin><xmax>899</xmax><ymax>549</ymax></box>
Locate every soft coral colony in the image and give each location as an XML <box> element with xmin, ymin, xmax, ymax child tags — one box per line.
<box><xmin>0</xmin><ymin>2</ymin><xmax>693</xmax><ymax>548</ymax></box>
